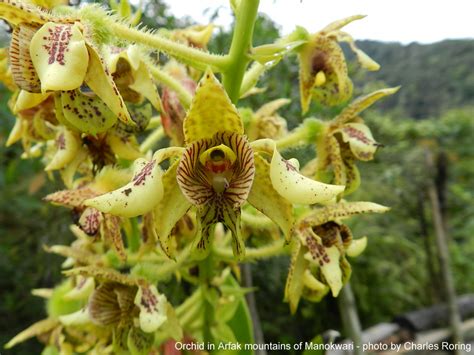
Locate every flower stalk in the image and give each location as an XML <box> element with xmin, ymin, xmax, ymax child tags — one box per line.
<box><xmin>222</xmin><ymin>0</ymin><xmax>261</xmax><ymax>103</ymax></box>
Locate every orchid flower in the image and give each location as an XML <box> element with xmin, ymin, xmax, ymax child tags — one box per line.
<box><xmin>86</xmin><ymin>70</ymin><xmax>345</xmax><ymax>259</ymax></box>
<box><xmin>297</xmin><ymin>15</ymin><xmax>380</xmax><ymax>113</ymax></box>
<box><xmin>312</xmin><ymin>87</ymin><xmax>399</xmax><ymax>194</ymax></box>
<box><xmin>1</xmin><ymin>1</ymin><xmax>135</xmax><ymax>128</ymax></box>
<box><xmin>285</xmin><ymin>201</ymin><xmax>389</xmax><ymax>313</ymax></box>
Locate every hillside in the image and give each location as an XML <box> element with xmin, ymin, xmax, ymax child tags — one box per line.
<box><xmin>355</xmin><ymin>39</ymin><xmax>474</xmax><ymax>118</ymax></box>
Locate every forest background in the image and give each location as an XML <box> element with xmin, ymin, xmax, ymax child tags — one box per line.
<box><xmin>0</xmin><ymin>0</ymin><xmax>473</xmax><ymax>353</ymax></box>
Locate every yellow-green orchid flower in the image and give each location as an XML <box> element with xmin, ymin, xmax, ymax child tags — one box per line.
<box><xmin>5</xmin><ymin>278</ymin><xmax>108</xmax><ymax>352</ymax></box>
<box><xmin>85</xmin><ymin>70</ymin><xmax>344</xmax><ymax>260</ymax></box>
<box><xmin>244</xmin><ymin>98</ymin><xmax>289</xmax><ymax>141</ymax></box>
<box><xmin>285</xmin><ymin>201</ymin><xmax>388</xmax><ymax>313</ymax></box>
<box><xmin>67</xmin><ymin>267</ymin><xmax>181</xmax><ymax>353</ymax></box>
<box><xmin>312</xmin><ymin>87</ymin><xmax>399</xmax><ymax>194</ymax></box>
<box><xmin>298</xmin><ymin>15</ymin><xmax>380</xmax><ymax>113</ymax></box>
<box><xmin>1</xmin><ymin>1</ymin><xmax>135</xmax><ymax>127</ymax></box>
<box><xmin>107</xmin><ymin>45</ymin><xmax>162</xmax><ymax>112</ymax></box>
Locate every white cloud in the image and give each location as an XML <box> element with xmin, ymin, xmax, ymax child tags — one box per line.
<box><xmin>163</xmin><ymin>0</ymin><xmax>474</xmax><ymax>44</ymax></box>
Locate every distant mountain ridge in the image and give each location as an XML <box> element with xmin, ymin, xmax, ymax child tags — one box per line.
<box><xmin>354</xmin><ymin>39</ymin><xmax>474</xmax><ymax>118</ymax></box>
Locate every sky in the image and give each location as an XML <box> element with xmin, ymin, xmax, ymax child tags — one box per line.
<box><xmin>163</xmin><ymin>0</ymin><xmax>474</xmax><ymax>44</ymax></box>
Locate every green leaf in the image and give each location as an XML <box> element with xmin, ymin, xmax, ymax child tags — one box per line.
<box><xmin>224</xmin><ymin>275</ymin><xmax>254</xmax><ymax>355</ymax></box>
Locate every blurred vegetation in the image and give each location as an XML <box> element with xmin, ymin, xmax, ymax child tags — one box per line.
<box><xmin>0</xmin><ymin>0</ymin><xmax>473</xmax><ymax>352</ymax></box>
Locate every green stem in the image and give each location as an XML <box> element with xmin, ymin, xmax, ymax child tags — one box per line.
<box><xmin>199</xmin><ymin>256</ymin><xmax>215</xmax><ymax>346</ymax></box>
<box><xmin>222</xmin><ymin>0</ymin><xmax>260</xmax><ymax>103</ymax></box>
<box><xmin>149</xmin><ymin>66</ymin><xmax>193</xmax><ymax>108</ymax></box>
<box><xmin>275</xmin><ymin>127</ymin><xmax>309</xmax><ymax>149</ymax></box>
<box><xmin>241</xmin><ymin>211</ymin><xmax>275</xmax><ymax>230</ymax></box>
<box><xmin>126</xmin><ymin>218</ymin><xmax>140</xmax><ymax>253</ymax></box>
<box><xmin>140</xmin><ymin>126</ymin><xmax>165</xmax><ymax>152</ymax></box>
<box><xmin>109</xmin><ymin>22</ymin><xmax>228</xmax><ymax>72</ymax></box>
<box><xmin>145</xmin><ymin>116</ymin><xmax>162</xmax><ymax>130</ymax></box>
<box><xmin>214</xmin><ymin>239</ymin><xmax>287</xmax><ymax>262</ymax></box>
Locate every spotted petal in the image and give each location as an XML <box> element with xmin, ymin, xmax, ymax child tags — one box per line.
<box><xmin>183</xmin><ymin>70</ymin><xmax>243</xmax><ymax>144</ymax></box>
<box><xmin>84</xmin><ymin>45</ymin><xmax>134</xmax><ymax>126</ymax></box>
<box><xmin>85</xmin><ymin>158</ymin><xmax>164</xmax><ymax>218</ymax></box>
<box><xmin>298</xmin><ymin>35</ymin><xmax>352</xmax><ymax>113</ymax></box>
<box><xmin>270</xmin><ymin>146</ymin><xmax>344</xmax><ymax>204</ymax></box>
<box><xmin>134</xmin><ymin>284</ymin><xmax>167</xmax><ymax>333</ymax></box>
<box><xmin>337</xmin><ymin>123</ymin><xmax>378</xmax><ymax>161</ymax></box>
<box><xmin>0</xmin><ymin>0</ymin><xmax>52</xmax><ymax>26</ymax></box>
<box><xmin>30</xmin><ymin>22</ymin><xmax>89</xmax><ymax>92</ymax></box>
<box><xmin>9</xmin><ymin>23</ymin><xmax>42</xmax><ymax>92</ymax></box>
<box><xmin>333</xmin><ymin>87</ymin><xmax>400</xmax><ymax>125</ymax></box>
<box><xmin>303</xmin><ymin>230</ymin><xmax>343</xmax><ymax>296</ymax></box>
<box><xmin>284</xmin><ymin>240</ymin><xmax>308</xmax><ymax>314</ymax></box>
<box><xmin>193</xmin><ymin>200</ymin><xmax>244</xmax><ymax>259</ymax></box>
<box><xmin>60</xmin><ymin>89</ymin><xmax>117</xmax><ymax>135</ymax></box>
<box><xmin>302</xmin><ymin>201</ymin><xmax>389</xmax><ymax>226</ymax></box>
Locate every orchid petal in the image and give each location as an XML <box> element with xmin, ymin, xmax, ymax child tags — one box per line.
<box><xmin>102</xmin><ymin>214</ymin><xmax>127</xmax><ymax>262</ymax></box>
<box><xmin>183</xmin><ymin>70</ymin><xmax>243</xmax><ymax>144</ymax></box>
<box><xmin>341</xmin><ymin>148</ymin><xmax>361</xmax><ymax>195</ymax></box>
<box><xmin>30</xmin><ymin>22</ymin><xmax>89</xmax><ymax>92</ymax></box>
<box><xmin>58</xmin><ymin>308</ymin><xmax>91</xmax><ymax>326</ymax></box>
<box><xmin>333</xmin><ymin>87</ymin><xmax>400</xmax><ymax>125</ymax></box>
<box><xmin>335</xmin><ymin>31</ymin><xmax>380</xmax><ymax>71</ymax></box>
<box><xmin>153</xmin><ymin>161</ymin><xmax>191</xmax><ymax>258</ymax></box>
<box><xmin>85</xmin><ymin>158</ymin><xmax>164</xmax><ymax>218</ymax></box>
<box><xmin>129</xmin><ymin>62</ymin><xmax>163</xmax><ymax>112</ymax></box>
<box><xmin>60</xmin><ymin>89</ymin><xmax>118</xmax><ymax>134</ymax></box>
<box><xmin>107</xmin><ymin>133</ymin><xmax>142</xmax><ymax>160</ymax></box>
<box><xmin>304</xmin><ymin>232</ymin><xmax>342</xmax><ymax>296</ymax></box>
<box><xmin>302</xmin><ymin>201</ymin><xmax>390</xmax><ymax>226</ymax></box>
<box><xmin>45</xmin><ymin>128</ymin><xmax>81</xmax><ymax>171</ymax></box>
<box><xmin>89</xmin><ymin>283</ymin><xmax>135</xmax><ymax>326</ymax></box>
<box><xmin>346</xmin><ymin>236</ymin><xmax>367</xmax><ymax>257</ymax></box>
<box><xmin>337</xmin><ymin>122</ymin><xmax>378</xmax><ymax>161</ymax></box>
<box><xmin>247</xmin><ymin>154</ymin><xmax>294</xmax><ymax>241</ymax></box>
<box><xmin>5</xmin><ymin>318</ymin><xmax>58</xmax><ymax>349</ymax></box>
<box><xmin>134</xmin><ymin>284</ymin><xmax>167</xmax><ymax>333</ymax></box>
<box><xmin>0</xmin><ymin>0</ymin><xmax>52</xmax><ymax>26</ymax></box>
<box><xmin>6</xmin><ymin>117</ymin><xmax>23</xmax><ymax>147</ymax></box>
<box><xmin>321</xmin><ymin>14</ymin><xmax>366</xmax><ymax>33</ymax></box>
<box><xmin>44</xmin><ymin>186</ymin><xmax>98</xmax><ymax>208</ymax></box>
<box><xmin>284</xmin><ymin>240</ymin><xmax>308</xmax><ymax>314</ymax></box>
<box><xmin>298</xmin><ymin>35</ymin><xmax>352</xmax><ymax>112</ymax></box>
<box><xmin>270</xmin><ymin>146</ymin><xmax>344</xmax><ymax>204</ymax></box>
<box><xmin>84</xmin><ymin>45</ymin><xmax>134</xmax><ymax>126</ymax></box>
<box><xmin>14</xmin><ymin>90</ymin><xmax>50</xmax><ymax>112</ymax></box>
<box><xmin>177</xmin><ymin>132</ymin><xmax>254</xmax><ymax>207</ymax></box>
<box><xmin>78</xmin><ymin>207</ymin><xmax>102</xmax><ymax>236</ymax></box>
<box><xmin>64</xmin><ymin>266</ymin><xmax>138</xmax><ymax>286</ymax></box>
<box><xmin>10</xmin><ymin>23</ymin><xmax>42</xmax><ymax>92</ymax></box>
<box><xmin>63</xmin><ymin>276</ymin><xmax>95</xmax><ymax>301</ymax></box>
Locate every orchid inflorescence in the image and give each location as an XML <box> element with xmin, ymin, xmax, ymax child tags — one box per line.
<box><xmin>1</xmin><ymin>0</ymin><xmax>398</xmax><ymax>352</ymax></box>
